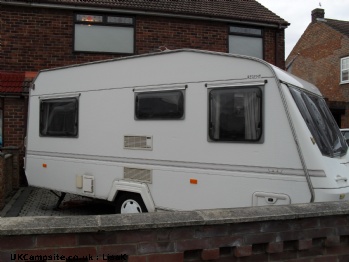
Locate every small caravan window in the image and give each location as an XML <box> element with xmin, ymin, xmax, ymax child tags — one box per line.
<box><xmin>209</xmin><ymin>86</ymin><xmax>262</xmax><ymax>142</ymax></box>
<box><xmin>40</xmin><ymin>98</ymin><xmax>78</xmax><ymax>137</ymax></box>
<box><xmin>135</xmin><ymin>90</ymin><xmax>184</xmax><ymax>120</ymax></box>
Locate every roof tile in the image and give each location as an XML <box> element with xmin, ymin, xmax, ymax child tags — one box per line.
<box><xmin>325</xmin><ymin>18</ymin><xmax>349</xmax><ymax>38</ymax></box>
<box><xmin>0</xmin><ymin>72</ymin><xmax>30</xmax><ymax>93</ymax></box>
<box><xmin>6</xmin><ymin>0</ymin><xmax>289</xmax><ymax>26</ymax></box>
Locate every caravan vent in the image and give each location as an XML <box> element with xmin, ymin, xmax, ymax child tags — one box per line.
<box><xmin>124</xmin><ymin>135</ymin><xmax>153</xmax><ymax>150</ymax></box>
<box><xmin>124</xmin><ymin>167</ymin><xmax>152</xmax><ymax>183</ymax></box>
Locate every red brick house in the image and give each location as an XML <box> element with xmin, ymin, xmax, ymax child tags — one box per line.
<box><xmin>0</xmin><ymin>0</ymin><xmax>288</xmax><ymax>182</ymax></box>
<box><xmin>286</xmin><ymin>8</ymin><xmax>349</xmax><ymax>127</ymax></box>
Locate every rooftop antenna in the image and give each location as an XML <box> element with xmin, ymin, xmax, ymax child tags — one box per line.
<box><xmin>319</xmin><ymin>2</ymin><xmax>322</xmax><ymax>7</ymax></box>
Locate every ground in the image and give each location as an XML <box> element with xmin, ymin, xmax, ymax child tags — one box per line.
<box><xmin>0</xmin><ymin>187</ymin><xmax>115</xmax><ymax>217</ymax></box>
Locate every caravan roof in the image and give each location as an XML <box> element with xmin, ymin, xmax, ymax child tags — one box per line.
<box><xmin>34</xmin><ymin>49</ymin><xmax>321</xmax><ymax>96</ymax></box>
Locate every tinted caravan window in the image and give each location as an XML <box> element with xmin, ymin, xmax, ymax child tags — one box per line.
<box><xmin>40</xmin><ymin>97</ymin><xmax>78</xmax><ymax>137</ymax></box>
<box><xmin>135</xmin><ymin>90</ymin><xmax>184</xmax><ymax>120</ymax></box>
<box><xmin>209</xmin><ymin>86</ymin><xmax>262</xmax><ymax>142</ymax></box>
<box><xmin>289</xmin><ymin>85</ymin><xmax>347</xmax><ymax>157</ymax></box>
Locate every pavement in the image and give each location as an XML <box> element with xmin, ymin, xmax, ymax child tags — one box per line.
<box><xmin>0</xmin><ymin>187</ymin><xmax>115</xmax><ymax>217</ymax></box>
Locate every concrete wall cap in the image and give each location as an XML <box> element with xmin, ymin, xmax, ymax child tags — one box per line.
<box><xmin>1</xmin><ymin>201</ymin><xmax>349</xmax><ymax>236</ymax></box>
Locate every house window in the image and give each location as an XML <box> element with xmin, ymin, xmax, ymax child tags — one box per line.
<box><xmin>40</xmin><ymin>97</ymin><xmax>79</xmax><ymax>137</ymax></box>
<box><xmin>74</xmin><ymin>14</ymin><xmax>134</xmax><ymax>54</ymax></box>
<box><xmin>341</xmin><ymin>57</ymin><xmax>349</xmax><ymax>84</ymax></box>
<box><xmin>209</xmin><ymin>86</ymin><xmax>262</xmax><ymax>142</ymax></box>
<box><xmin>135</xmin><ymin>90</ymin><xmax>185</xmax><ymax>120</ymax></box>
<box><xmin>228</xmin><ymin>26</ymin><xmax>263</xmax><ymax>59</ymax></box>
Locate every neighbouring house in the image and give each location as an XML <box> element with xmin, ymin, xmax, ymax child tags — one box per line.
<box><xmin>286</xmin><ymin>8</ymin><xmax>349</xmax><ymax>127</ymax></box>
<box><xmin>0</xmin><ymin>0</ymin><xmax>288</xmax><ymax>183</ymax></box>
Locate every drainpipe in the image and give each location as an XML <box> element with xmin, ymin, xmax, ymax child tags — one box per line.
<box><xmin>275</xmin><ymin>30</ymin><xmax>278</xmax><ymax>68</ymax></box>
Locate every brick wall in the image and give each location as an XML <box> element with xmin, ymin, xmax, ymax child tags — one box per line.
<box><xmin>1</xmin><ymin>6</ymin><xmax>123</xmax><ymax>72</ymax></box>
<box><xmin>287</xmin><ymin>22</ymin><xmax>349</xmax><ymax>102</ymax></box>
<box><xmin>0</xmin><ymin>147</ymin><xmax>20</xmax><ymax>209</ymax></box>
<box><xmin>0</xmin><ymin>154</ymin><xmax>13</xmax><ymax>210</ymax></box>
<box><xmin>1</xmin><ymin>202</ymin><xmax>349</xmax><ymax>262</ymax></box>
<box><xmin>3</xmin><ymin>97</ymin><xmax>27</xmax><ymax>182</ymax></box>
<box><xmin>135</xmin><ymin>16</ymin><xmax>228</xmax><ymax>55</ymax></box>
<box><xmin>1</xmin><ymin>5</ymin><xmax>286</xmax><ymax>72</ymax></box>
<box><xmin>264</xmin><ymin>28</ymin><xmax>286</xmax><ymax>69</ymax></box>
<box><xmin>286</xmin><ymin>22</ymin><xmax>349</xmax><ymax>127</ymax></box>
<box><xmin>3</xmin><ymin>98</ymin><xmax>26</xmax><ymax>149</ymax></box>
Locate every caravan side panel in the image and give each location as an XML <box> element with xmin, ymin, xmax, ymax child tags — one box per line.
<box><xmin>25</xmin><ymin>50</ymin><xmax>314</xmax><ymax>210</ymax></box>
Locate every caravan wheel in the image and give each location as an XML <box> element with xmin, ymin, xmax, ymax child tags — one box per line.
<box><xmin>115</xmin><ymin>192</ymin><xmax>148</xmax><ymax>214</ymax></box>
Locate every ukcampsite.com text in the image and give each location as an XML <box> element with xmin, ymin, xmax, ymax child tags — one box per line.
<box><xmin>11</xmin><ymin>253</ymin><xmax>128</xmax><ymax>261</ymax></box>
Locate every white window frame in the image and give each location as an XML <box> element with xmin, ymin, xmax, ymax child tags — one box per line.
<box><xmin>341</xmin><ymin>56</ymin><xmax>349</xmax><ymax>84</ymax></box>
<box><xmin>74</xmin><ymin>13</ymin><xmax>135</xmax><ymax>54</ymax></box>
<box><xmin>40</xmin><ymin>97</ymin><xmax>79</xmax><ymax>137</ymax></box>
<box><xmin>208</xmin><ymin>85</ymin><xmax>263</xmax><ymax>142</ymax></box>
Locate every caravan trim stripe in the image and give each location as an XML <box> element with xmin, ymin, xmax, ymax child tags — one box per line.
<box><xmin>26</xmin><ymin>150</ymin><xmax>326</xmax><ymax>178</ymax></box>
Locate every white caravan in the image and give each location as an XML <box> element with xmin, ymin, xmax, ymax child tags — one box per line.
<box><xmin>25</xmin><ymin>49</ymin><xmax>349</xmax><ymax>213</ymax></box>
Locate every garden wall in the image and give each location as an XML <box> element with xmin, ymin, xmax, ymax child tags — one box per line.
<box><xmin>1</xmin><ymin>201</ymin><xmax>349</xmax><ymax>261</ymax></box>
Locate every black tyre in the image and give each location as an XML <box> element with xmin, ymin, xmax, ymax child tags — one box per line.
<box><xmin>115</xmin><ymin>192</ymin><xmax>148</xmax><ymax>214</ymax></box>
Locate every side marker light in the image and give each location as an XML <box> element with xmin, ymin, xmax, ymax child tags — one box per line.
<box><xmin>190</xmin><ymin>179</ymin><xmax>198</xmax><ymax>184</ymax></box>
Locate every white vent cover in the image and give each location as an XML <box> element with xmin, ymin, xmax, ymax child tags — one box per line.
<box><xmin>124</xmin><ymin>167</ymin><xmax>152</xmax><ymax>183</ymax></box>
<box><xmin>124</xmin><ymin>135</ymin><xmax>153</xmax><ymax>150</ymax></box>
<box><xmin>83</xmin><ymin>175</ymin><xmax>94</xmax><ymax>193</ymax></box>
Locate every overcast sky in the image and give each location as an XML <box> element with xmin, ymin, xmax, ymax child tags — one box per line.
<box><xmin>256</xmin><ymin>0</ymin><xmax>349</xmax><ymax>59</ymax></box>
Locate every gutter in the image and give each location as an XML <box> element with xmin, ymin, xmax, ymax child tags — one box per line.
<box><xmin>0</xmin><ymin>93</ymin><xmax>29</xmax><ymax>98</ymax></box>
<box><xmin>0</xmin><ymin>0</ymin><xmax>288</xmax><ymax>29</ymax></box>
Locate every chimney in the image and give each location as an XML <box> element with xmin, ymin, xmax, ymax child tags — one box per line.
<box><xmin>312</xmin><ymin>8</ymin><xmax>325</xmax><ymax>23</ymax></box>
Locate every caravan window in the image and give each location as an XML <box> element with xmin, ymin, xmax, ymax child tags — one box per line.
<box><xmin>40</xmin><ymin>98</ymin><xmax>79</xmax><ymax>137</ymax></box>
<box><xmin>135</xmin><ymin>90</ymin><xmax>184</xmax><ymax>120</ymax></box>
<box><xmin>289</xmin><ymin>85</ymin><xmax>347</xmax><ymax>157</ymax></box>
<box><xmin>209</xmin><ymin>86</ymin><xmax>262</xmax><ymax>142</ymax></box>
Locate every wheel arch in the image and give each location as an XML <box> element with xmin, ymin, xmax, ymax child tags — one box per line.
<box><xmin>107</xmin><ymin>180</ymin><xmax>155</xmax><ymax>212</ymax></box>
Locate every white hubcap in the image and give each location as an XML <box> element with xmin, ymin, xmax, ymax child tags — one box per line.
<box><xmin>120</xmin><ymin>199</ymin><xmax>142</xmax><ymax>213</ymax></box>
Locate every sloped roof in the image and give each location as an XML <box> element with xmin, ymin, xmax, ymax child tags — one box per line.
<box><xmin>0</xmin><ymin>72</ymin><xmax>33</xmax><ymax>94</ymax></box>
<box><xmin>0</xmin><ymin>72</ymin><xmax>25</xmax><ymax>93</ymax></box>
<box><xmin>3</xmin><ymin>0</ymin><xmax>289</xmax><ymax>26</ymax></box>
<box><xmin>326</xmin><ymin>18</ymin><xmax>349</xmax><ymax>38</ymax></box>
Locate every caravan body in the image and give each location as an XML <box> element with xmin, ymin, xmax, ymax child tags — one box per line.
<box><xmin>25</xmin><ymin>49</ymin><xmax>349</xmax><ymax>212</ymax></box>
